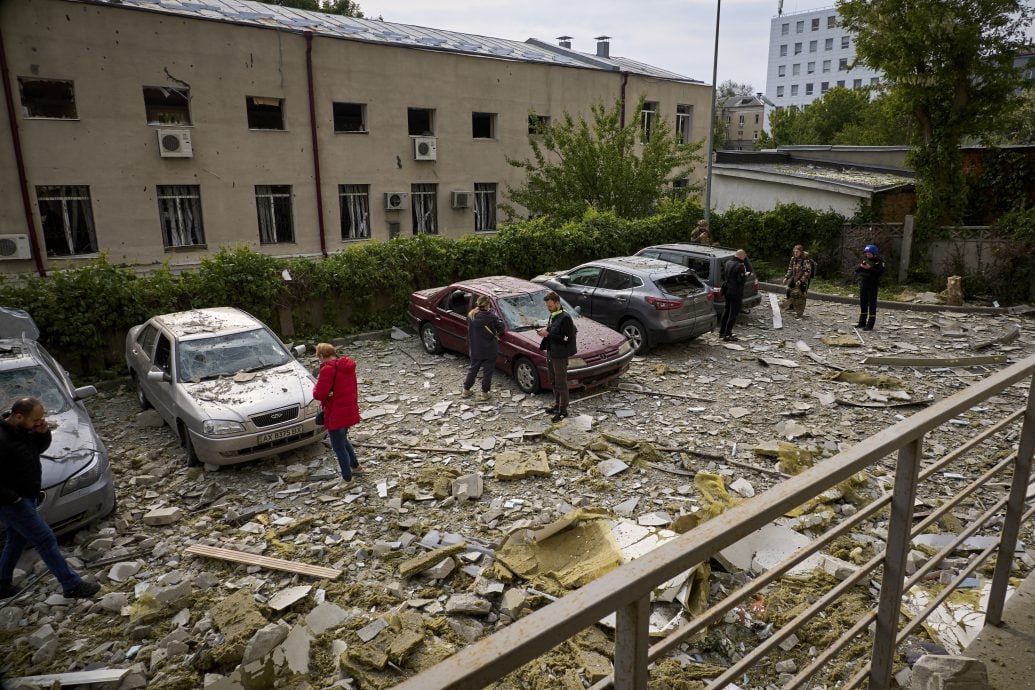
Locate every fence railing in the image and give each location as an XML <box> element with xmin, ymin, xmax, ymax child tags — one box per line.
<box><xmin>394</xmin><ymin>354</ymin><xmax>1035</xmax><ymax>690</ymax></box>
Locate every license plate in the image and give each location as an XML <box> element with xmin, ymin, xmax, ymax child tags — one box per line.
<box><xmin>258</xmin><ymin>425</ymin><xmax>302</xmax><ymax>443</ymax></box>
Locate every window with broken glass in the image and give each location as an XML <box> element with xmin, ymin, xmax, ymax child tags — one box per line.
<box><xmin>675</xmin><ymin>105</ymin><xmax>693</xmax><ymax>144</ymax></box>
<box><xmin>36</xmin><ymin>185</ymin><xmax>97</xmax><ymax>256</ymax></box>
<box><xmin>339</xmin><ymin>184</ymin><xmax>370</xmax><ymax>240</ymax></box>
<box><xmin>255</xmin><ymin>185</ymin><xmax>294</xmax><ymax>244</ymax></box>
<box><xmin>18</xmin><ymin>78</ymin><xmax>77</xmax><ymax>119</ymax></box>
<box><xmin>246</xmin><ymin>97</ymin><xmax>285</xmax><ymax>130</ymax></box>
<box><xmin>157</xmin><ymin>185</ymin><xmax>205</xmax><ymax>248</ymax></box>
<box><xmin>474</xmin><ymin>183</ymin><xmax>497</xmax><ymax>233</ymax></box>
<box><xmin>411</xmin><ymin>183</ymin><xmax>438</xmax><ymax>235</ymax></box>
<box><xmin>143</xmin><ymin>86</ymin><xmax>191</xmax><ymax>125</ymax></box>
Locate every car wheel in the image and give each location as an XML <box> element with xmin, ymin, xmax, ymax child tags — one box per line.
<box><xmin>420</xmin><ymin>323</ymin><xmax>444</xmax><ymax>355</ymax></box>
<box><xmin>620</xmin><ymin>318</ymin><xmax>648</xmax><ymax>354</ymax></box>
<box><xmin>180</xmin><ymin>423</ymin><xmax>201</xmax><ymax>467</ymax></box>
<box><xmin>131</xmin><ymin>372</ymin><xmax>152</xmax><ymax>410</ymax></box>
<box><xmin>513</xmin><ymin>357</ymin><xmax>541</xmax><ymax>394</ymax></box>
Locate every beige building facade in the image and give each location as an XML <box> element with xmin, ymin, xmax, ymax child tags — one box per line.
<box><xmin>0</xmin><ymin>0</ymin><xmax>711</xmax><ymax>275</ymax></box>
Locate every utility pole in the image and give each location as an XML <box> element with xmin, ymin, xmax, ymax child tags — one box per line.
<box><xmin>703</xmin><ymin>0</ymin><xmax>722</xmax><ymax>222</ymax></box>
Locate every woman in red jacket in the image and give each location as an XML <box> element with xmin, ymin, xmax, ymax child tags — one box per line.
<box><xmin>313</xmin><ymin>343</ymin><xmax>361</xmax><ymax>481</ymax></box>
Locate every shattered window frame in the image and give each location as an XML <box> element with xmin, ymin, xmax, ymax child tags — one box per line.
<box><xmin>18</xmin><ymin>77</ymin><xmax>78</xmax><ymax>119</ymax></box>
<box><xmin>143</xmin><ymin>86</ymin><xmax>192</xmax><ymax>126</ymax></box>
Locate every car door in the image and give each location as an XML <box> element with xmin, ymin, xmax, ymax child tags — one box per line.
<box><xmin>555</xmin><ymin>266</ymin><xmax>601</xmax><ymax>314</ymax></box>
<box><xmin>591</xmin><ymin>268</ymin><xmax>636</xmax><ymax>327</ymax></box>
<box><xmin>434</xmin><ymin>288</ymin><xmax>472</xmax><ymax>353</ymax></box>
<box><xmin>127</xmin><ymin>323</ymin><xmax>159</xmax><ymax>379</ymax></box>
<box><xmin>147</xmin><ymin>331</ymin><xmax>177</xmax><ymax>424</ymax></box>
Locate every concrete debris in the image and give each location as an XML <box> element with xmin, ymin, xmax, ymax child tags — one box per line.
<box><xmin>910</xmin><ymin>655</ymin><xmax>991</xmax><ymax>690</ymax></box>
<box><xmin>304</xmin><ymin>601</ymin><xmax>350</xmax><ymax>634</ymax></box>
<box><xmin>142</xmin><ymin>507</ymin><xmax>182</xmax><ymax>526</ymax></box>
<box><xmin>494</xmin><ymin>449</ymin><xmax>552</xmax><ymax>480</ymax></box>
<box><xmin>267</xmin><ymin>585</ymin><xmax>312</xmax><ymax>611</ymax></box>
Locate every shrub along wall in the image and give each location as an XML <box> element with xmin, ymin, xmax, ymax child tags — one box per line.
<box><xmin>0</xmin><ymin>201</ymin><xmax>849</xmax><ymax>376</ymax></box>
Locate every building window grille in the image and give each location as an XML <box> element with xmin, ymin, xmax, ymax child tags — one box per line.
<box><xmin>338</xmin><ymin>184</ymin><xmax>370</xmax><ymax>240</ymax></box>
<box><xmin>474</xmin><ymin>183</ymin><xmax>497</xmax><ymax>233</ymax></box>
<box><xmin>157</xmin><ymin>185</ymin><xmax>204</xmax><ymax>248</ymax></box>
<box><xmin>411</xmin><ymin>183</ymin><xmax>438</xmax><ymax>235</ymax></box>
<box><xmin>255</xmin><ymin>185</ymin><xmax>294</xmax><ymax>244</ymax></box>
<box><xmin>36</xmin><ymin>185</ymin><xmax>96</xmax><ymax>256</ymax></box>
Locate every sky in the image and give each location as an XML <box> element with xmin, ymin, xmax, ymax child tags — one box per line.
<box><xmin>360</xmin><ymin>0</ymin><xmax>840</xmax><ymax>94</ymax></box>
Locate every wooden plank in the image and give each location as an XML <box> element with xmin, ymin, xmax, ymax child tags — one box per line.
<box><xmin>12</xmin><ymin>669</ymin><xmax>129</xmax><ymax>686</ymax></box>
<box><xmin>185</xmin><ymin>544</ymin><xmax>342</xmax><ymax>579</ymax></box>
<box><xmin>862</xmin><ymin>355</ymin><xmax>1008</xmax><ymax>368</ymax></box>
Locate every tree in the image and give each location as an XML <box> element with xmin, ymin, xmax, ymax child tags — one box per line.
<box><xmin>505</xmin><ymin>99</ymin><xmax>701</xmax><ymax>222</ymax></box>
<box><xmin>837</xmin><ymin>0</ymin><xmax>1033</xmax><ymax>234</ymax></box>
<box><xmin>761</xmin><ymin>88</ymin><xmax>914</xmax><ymax>147</ymax></box>
<box><xmin>714</xmin><ymin>80</ymin><xmax>754</xmax><ymax>150</ymax></box>
<box><xmin>267</xmin><ymin>0</ymin><xmax>364</xmax><ymax>16</ymax></box>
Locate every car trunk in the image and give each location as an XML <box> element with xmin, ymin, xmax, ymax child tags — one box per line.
<box><xmin>653</xmin><ymin>273</ymin><xmax>711</xmax><ymax>322</ymax></box>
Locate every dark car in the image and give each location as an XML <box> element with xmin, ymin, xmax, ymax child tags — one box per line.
<box><xmin>0</xmin><ymin>308</ymin><xmax>116</xmax><ymax>535</ymax></box>
<box><xmin>531</xmin><ymin>257</ymin><xmax>717</xmax><ymax>354</ymax></box>
<box><xmin>407</xmin><ymin>276</ymin><xmax>635</xmax><ymax>394</ymax></box>
<box><xmin>634</xmin><ymin>244</ymin><xmax>762</xmax><ymax>317</ymax></box>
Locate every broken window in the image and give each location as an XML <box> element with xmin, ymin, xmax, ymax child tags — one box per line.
<box><xmin>641</xmin><ymin>101</ymin><xmax>658</xmax><ymax>140</ymax></box>
<box><xmin>528</xmin><ymin>114</ymin><xmax>551</xmax><ymax>134</ymax></box>
<box><xmin>36</xmin><ymin>185</ymin><xmax>97</xmax><ymax>256</ymax></box>
<box><xmin>474</xmin><ymin>183</ymin><xmax>496</xmax><ymax>233</ymax></box>
<box><xmin>411</xmin><ymin>183</ymin><xmax>437</xmax><ymax>235</ymax></box>
<box><xmin>255</xmin><ymin>185</ymin><xmax>294</xmax><ymax>244</ymax></box>
<box><xmin>143</xmin><ymin>86</ymin><xmax>191</xmax><ymax>125</ymax></box>
<box><xmin>18</xmin><ymin>78</ymin><xmax>77</xmax><ymax>119</ymax></box>
<box><xmin>157</xmin><ymin>185</ymin><xmax>205</xmax><ymax>248</ymax></box>
<box><xmin>333</xmin><ymin>102</ymin><xmax>366</xmax><ymax>132</ymax></box>
<box><xmin>472</xmin><ymin>112</ymin><xmax>496</xmax><ymax>139</ymax></box>
<box><xmin>675</xmin><ymin>105</ymin><xmax>693</xmax><ymax>144</ymax></box>
<box><xmin>246</xmin><ymin>96</ymin><xmax>285</xmax><ymax>130</ymax></box>
<box><xmin>339</xmin><ymin>184</ymin><xmax>370</xmax><ymax>240</ymax></box>
<box><xmin>407</xmin><ymin>108</ymin><xmax>434</xmax><ymax>136</ymax></box>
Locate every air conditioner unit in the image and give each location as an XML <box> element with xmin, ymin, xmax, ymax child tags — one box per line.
<box><xmin>451</xmin><ymin>191</ymin><xmax>473</xmax><ymax>209</ymax></box>
<box><xmin>413</xmin><ymin>136</ymin><xmax>437</xmax><ymax>161</ymax></box>
<box><xmin>0</xmin><ymin>234</ymin><xmax>32</xmax><ymax>260</ymax></box>
<box><xmin>157</xmin><ymin>129</ymin><xmax>193</xmax><ymax>158</ymax></box>
<box><xmin>384</xmin><ymin>192</ymin><xmax>409</xmax><ymax>211</ymax></box>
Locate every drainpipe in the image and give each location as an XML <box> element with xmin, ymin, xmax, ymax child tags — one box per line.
<box><xmin>619</xmin><ymin>71</ymin><xmax>629</xmax><ymax>127</ymax></box>
<box><xmin>0</xmin><ymin>21</ymin><xmax>46</xmax><ymax>276</ymax></box>
<box><xmin>304</xmin><ymin>31</ymin><xmax>327</xmax><ymax>258</ymax></box>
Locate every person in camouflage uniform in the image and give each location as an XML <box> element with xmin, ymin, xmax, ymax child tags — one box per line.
<box><xmin>782</xmin><ymin>244</ymin><xmax>813</xmax><ymax>318</ymax></box>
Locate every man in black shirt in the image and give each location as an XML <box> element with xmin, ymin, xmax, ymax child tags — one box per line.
<box><xmin>537</xmin><ymin>291</ymin><xmax>578</xmax><ymax>422</ymax></box>
<box><xmin>719</xmin><ymin>249</ymin><xmax>749</xmax><ymax>341</ymax></box>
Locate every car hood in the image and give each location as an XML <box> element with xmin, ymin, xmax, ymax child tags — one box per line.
<box><xmin>508</xmin><ymin>317</ymin><xmax>627</xmax><ymax>353</ymax></box>
<box><xmin>40</xmin><ymin>406</ymin><xmax>104</xmax><ymax>488</ymax></box>
<box><xmin>180</xmin><ymin>362</ymin><xmax>314</xmax><ymax>420</ymax></box>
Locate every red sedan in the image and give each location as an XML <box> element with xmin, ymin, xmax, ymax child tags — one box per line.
<box><xmin>407</xmin><ymin>276</ymin><xmax>635</xmax><ymax>394</ymax></box>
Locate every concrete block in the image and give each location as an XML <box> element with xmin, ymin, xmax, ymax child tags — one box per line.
<box><xmin>305</xmin><ymin>602</ymin><xmax>349</xmax><ymax>635</ymax></box>
<box><xmin>143</xmin><ymin>507</ymin><xmax>183</xmax><ymax>526</ymax></box>
<box><xmin>910</xmin><ymin>655</ymin><xmax>991</xmax><ymax>690</ymax></box>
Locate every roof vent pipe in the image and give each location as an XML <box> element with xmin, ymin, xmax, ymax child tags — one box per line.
<box><xmin>557</xmin><ymin>35</ymin><xmax>572</xmax><ymax>49</ymax></box>
<box><xmin>595</xmin><ymin>35</ymin><xmax>611</xmax><ymax>57</ymax></box>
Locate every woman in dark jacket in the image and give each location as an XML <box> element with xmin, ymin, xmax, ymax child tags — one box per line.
<box><xmin>462</xmin><ymin>295</ymin><xmax>505</xmax><ymax>401</ymax></box>
<box><xmin>313</xmin><ymin>343</ymin><xmax>361</xmax><ymax>481</ymax></box>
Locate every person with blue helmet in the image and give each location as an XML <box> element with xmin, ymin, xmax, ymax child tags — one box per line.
<box><xmin>855</xmin><ymin>243</ymin><xmax>885</xmax><ymax>331</ymax></box>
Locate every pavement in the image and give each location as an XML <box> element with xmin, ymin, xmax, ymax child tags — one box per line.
<box><xmin>966</xmin><ymin>570</ymin><xmax>1035</xmax><ymax>689</ymax></box>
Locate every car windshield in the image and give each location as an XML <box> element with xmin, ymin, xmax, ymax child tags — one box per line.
<box><xmin>0</xmin><ymin>365</ymin><xmax>71</xmax><ymax>414</ymax></box>
<box><xmin>496</xmin><ymin>289</ymin><xmax>579</xmax><ymax>331</ymax></box>
<box><xmin>176</xmin><ymin>328</ymin><xmax>292</xmax><ymax>383</ymax></box>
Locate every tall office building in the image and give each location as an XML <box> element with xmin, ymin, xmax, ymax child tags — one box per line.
<box><xmin>764</xmin><ymin>7</ymin><xmax>882</xmax><ymax>109</ymax></box>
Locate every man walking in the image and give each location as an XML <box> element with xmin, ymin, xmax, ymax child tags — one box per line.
<box><xmin>855</xmin><ymin>244</ymin><xmax>885</xmax><ymax>331</ymax></box>
<box><xmin>719</xmin><ymin>249</ymin><xmax>748</xmax><ymax>341</ymax></box>
<box><xmin>537</xmin><ymin>291</ymin><xmax>577</xmax><ymax>422</ymax></box>
<box><xmin>782</xmin><ymin>244</ymin><xmax>814</xmax><ymax>318</ymax></box>
<box><xmin>0</xmin><ymin>398</ymin><xmax>100</xmax><ymax>600</ymax></box>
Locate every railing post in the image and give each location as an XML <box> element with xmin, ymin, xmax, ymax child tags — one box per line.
<box><xmin>870</xmin><ymin>435</ymin><xmax>923</xmax><ymax>688</ymax></box>
<box><xmin>987</xmin><ymin>375</ymin><xmax>1035</xmax><ymax>625</ymax></box>
<box><xmin>614</xmin><ymin>594</ymin><xmax>649</xmax><ymax>690</ymax></box>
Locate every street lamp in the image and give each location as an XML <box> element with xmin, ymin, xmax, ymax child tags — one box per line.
<box><xmin>703</xmin><ymin>0</ymin><xmax>721</xmax><ymax>222</ymax></box>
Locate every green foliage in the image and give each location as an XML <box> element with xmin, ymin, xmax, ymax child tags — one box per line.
<box><xmin>179</xmin><ymin>246</ymin><xmax>288</xmax><ymax>325</ymax></box>
<box><xmin>265</xmin><ymin>0</ymin><xmax>363</xmax><ymax>16</ymax></box>
<box><xmin>505</xmin><ymin>98</ymin><xmax>701</xmax><ymax>222</ymax></box>
<box><xmin>993</xmin><ymin>86</ymin><xmax>1035</xmax><ymax>144</ymax></box>
<box><xmin>711</xmin><ymin>203</ymin><xmax>844</xmax><ymax>273</ymax></box>
<box><xmin>964</xmin><ymin>148</ymin><xmax>1035</xmax><ymax>223</ymax></box>
<box><xmin>995</xmin><ymin>205</ymin><xmax>1035</xmax><ymax>241</ymax></box>
<box><xmin>765</xmin><ymin>88</ymin><xmax>914</xmax><ymax>147</ymax></box>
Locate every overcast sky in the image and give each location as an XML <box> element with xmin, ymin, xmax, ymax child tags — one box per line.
<box><xmin>361</xmin><ymin>0</ymin><xmax>838</xmax><ymax>94</ymax></box>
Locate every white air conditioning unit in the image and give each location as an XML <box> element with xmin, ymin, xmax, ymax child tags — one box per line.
<box><xmin>451</xmin><ymin>191</ymin><xmax>473</xmax><ymax>209</ymax></box>
<box><xmin>157</xmin><ymin>129</ymin><xmax>193</xmax><ymax>158</ymax></box>
<box><xmin>0</xmin><ymin>234</ymin><xmax>32</xmax><ymax>260</ymax></box>
<box><xmin>413</xmin><ymin>136</ymin><xmax>437</xmax><ymax>161</ymax></box>
<box><xmin>384</xmin><ymin>192</ymin><xmax>409</xmax><ymax>211</ymax></box>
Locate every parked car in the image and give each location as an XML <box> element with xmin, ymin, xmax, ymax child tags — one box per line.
<box><xmin>125</xmin><ymin>307</ymin><xmax>324</xmax><ymax>467</ymax></box>
<box><xmin>531</xmin><ymin>256</ymin><xmax>716</xmax><ymax>354</ymax></box>
<box><xmin>407</xmin><ymin>276</ymin><xmax>635</xmax><ymax>394</ymax></box>
<box><xmin>0</xmin><ymin>307</ymin><xmax>116</xmax><ymax>535</ymax></box>
<box><xmin>634</xmin><ymin>244</ymin><xmax>762</xmax><ymax>317</ymax></box>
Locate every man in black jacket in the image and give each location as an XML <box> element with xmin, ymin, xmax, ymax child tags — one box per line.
<box><xmin>0</xmin><ymin>397</ymin><xmax>99</xmax><ymax>600</ymax></box>
<box><xmin>537</xmin><ymin>291</ymin><xmax>577</xmax><ymax>422</ymax></box>
<box><xmin>719</xmin><ymin>249</ymin><xmax>749</xmax><ymax>341</ymax></box>
<box><xmin>462</xmin><ymin>295</ymin><xmax>505</xmax><ymax>401</ymax></box>
<box><xmin>855</xmin><ymin>244</ymin><xmax>885</xmax><ymax>331</ymax></box>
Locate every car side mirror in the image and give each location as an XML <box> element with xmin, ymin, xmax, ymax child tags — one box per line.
<box><xmin>573</xmin><ymin>305</ymin><xmax>582</xmax><ymax>315</ymax></box>
<box><xmin>558</xmin><ymin>276</ymin><xmax>571</xmax><ymax>286</ymax></box>
<box><xmin>146</xmin><ymin>368</ymin><xmax>170</xmax><ymax>384</ymax></box>
<box><xmin>73</xmin><ymin>385</ymin><xmax>97</xmax><ymax>401</ymax></box>
<box><xmin>293</xmin><ymin>344</ymin><xmax>306</xmax><ymax>357</ymax></box>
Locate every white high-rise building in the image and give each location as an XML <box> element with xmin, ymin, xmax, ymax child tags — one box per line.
<box><xmin>765</xmin><ymin>7</ymin><xmax>882</xmax><ymax>109</ymax></box>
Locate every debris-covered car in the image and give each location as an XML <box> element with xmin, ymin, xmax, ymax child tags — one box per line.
<box><xmin>407</xmin><ymin>276</ymin><xmax>635</xmax><ymax>393</ymax></box>
<box><xmin>0</xmin><ymin>307</ymin><xmax>116</xmax><ymax>535</ymax></box>
<box><xmin>634</xmin><ymin>243</ymin><xmax>762</xmax><ymax>317</ymax></box>
<box><xmin>531</xmin><ymin>256</ymin><xmax>716</xmax><ymax>353</ymax></box>
<box><xmin>125</xmin><ymin>307</ymin><xmax>324</xmax><ymax>467</ymax></box>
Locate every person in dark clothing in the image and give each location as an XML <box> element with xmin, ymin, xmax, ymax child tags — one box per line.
<box><xmin>0</xmin><ymin>398</ymin><xmax>99</xmax><ymax>601</ymax></box>
<box><xmin>855</xmin><ymin>244</ymin><xmax>885</xmax><ymax>331</ymax></box>
<box><xmin>536</xmin><ymin>291</ymin><xmax>578</xmax><ymax>422</ymax></box>
<box><xmin>462</xmin><ymin>296</ymin><xmax>505</xmax><ymax>401</ymax></box>
<box><xmin>719</xmin><ymin>249</ymin><xmax>748</xmax><ymax>341</ymax></box>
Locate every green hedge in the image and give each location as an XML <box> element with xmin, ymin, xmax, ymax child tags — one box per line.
<box><xmin>0</xmin><ymin>200</ymin><xmax>850</xmax><ymax>374</ymax></box>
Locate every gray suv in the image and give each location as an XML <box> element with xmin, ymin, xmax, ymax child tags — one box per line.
<box><xmin>635</xmin><ymin>244</ymin><xmax>762</xmax><ymax>317</ymax></box>
<box><xmin>532</xmin><ymin>257</ymin><xmax>716</xmax><ymax>353</ymax></box>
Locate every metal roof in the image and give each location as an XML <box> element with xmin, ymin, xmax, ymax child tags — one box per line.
<box><xmin>70</xmin><ymin>0</ymin><xmax>699</xmax><ymax>82</ymax></box>
<box><xmin>713</xmin><ymin>161</ymin><xmax>914</xmax><ymax>193</ymax></box>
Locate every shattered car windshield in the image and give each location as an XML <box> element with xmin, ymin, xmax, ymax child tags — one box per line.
<box><xmin>176</xmin><ymin>328</ymin><xmax>292</xmax><ymax>383</ymax></box>
<box><xmin>496</xmin><ymin>290</ymin><xmax>579</xmax><ymax>331</ymax></box>
<box><xmin>0</xmin><ymin>365</ymin><xmax>71</xmax><ymax>414</ymax></box>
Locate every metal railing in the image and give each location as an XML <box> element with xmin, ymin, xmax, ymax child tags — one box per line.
<box><xmin>394</xmin><ymin>354</ymin><xmax>1035</xmax><ymax>690</ymax></box>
